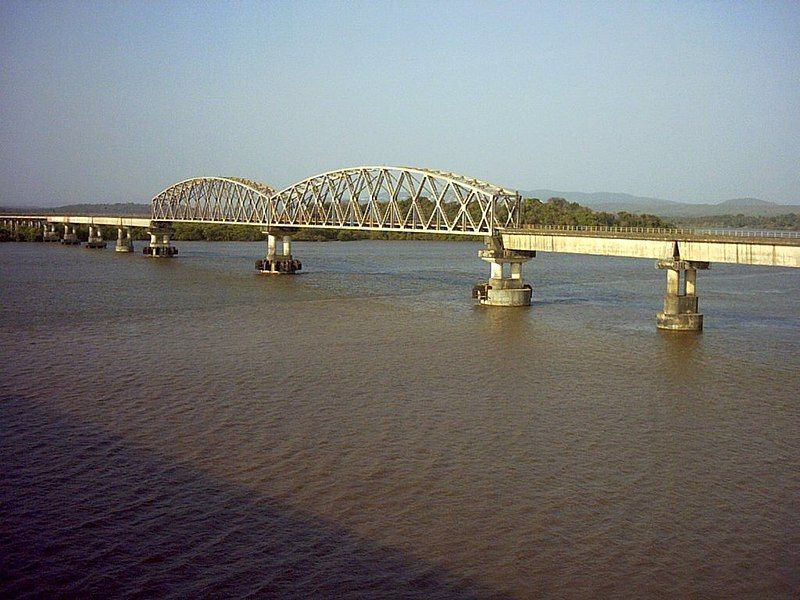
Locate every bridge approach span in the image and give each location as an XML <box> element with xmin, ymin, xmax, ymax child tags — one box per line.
<box><xmin>44</xmin><ymin>216</ymin><xmax>152</xmax><ymax>228</ymax></box>
<box><xmin>502</xmin><ymin>227</ymin><xmax>800</xmax><ymax>268</ymax></box>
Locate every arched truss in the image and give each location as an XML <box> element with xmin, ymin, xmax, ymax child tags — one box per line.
<box><xmin>151</xmin><ymin>177</ymin><xmax>276</xmax><ymax>224</ymax></box>
<box><xmin>267</xmin><ymin>167</ymin><xmax>520</xmax><ymax>235</ymax></box>
<box><xmin>150</xmin><ymin>167</ymin><xmax>521</xmax><ymax>234</ymax></box>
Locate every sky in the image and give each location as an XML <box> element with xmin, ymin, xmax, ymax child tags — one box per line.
<box><xmin>1</xmin><ymin>1</ymin><xmax>799</xmax><ymax>207</ymax></box>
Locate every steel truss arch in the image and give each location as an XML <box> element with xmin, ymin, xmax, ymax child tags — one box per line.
<box><xmin>151</xmin><ymin>176</ymin><xmax>276</xmax><ymax>224</ymax></box>
<box><xmin>267</xmin><ymin>166</ymin><xmax>521</xmax><ymax>235</ymax></box>
<box><xmin>149</xmin><ymin>168</ymin><xmax>521</xmax><ymax>234</ymax></box>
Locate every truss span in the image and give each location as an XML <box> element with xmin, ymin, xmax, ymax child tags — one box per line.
<box><xmin>151</xmin><ymin>177</ymin><xmax>276</xmax><ymax>224</ymax></box>
<box><xmin>267</xmin><ymin>166</ymin><xmax>520</xmax><ymax>235</ymax></box>
<box><xmin>150</xmin><ymin>167</ymin><xmax>521</xmax><ymax>234</ymax></box>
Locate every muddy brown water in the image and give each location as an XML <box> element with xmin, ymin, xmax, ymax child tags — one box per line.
<box><xmin>2</xmin><ymin>240</ymin><xmax>798</xmax><ymax>598</ymax></box>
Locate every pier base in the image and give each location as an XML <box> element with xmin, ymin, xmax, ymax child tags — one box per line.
<box><xmin>256</xmin><ymin>232</ymin><xmax>301</xmax><ymax>274</ymax></box>
<box><xmin>656</xmin><ymin>259</ymin><xmax>709</xmax><ymax>331</ymax></box>
<box><xmin>473</xmin><ymin>238</ymin><xmax>534</xmax><ymax>306</ymax></box>
<box><xmin>115</xmin><ymin>227</ymin><xmax>134</xmax><ymax>252</ymax></box>
<box><xmin>85</xmin><ymin>225</ymin><xmax>107</xmax><ymax>249</ymax></box>
<box><xmin>144</xmin><ymin>226</ymin><xmax>177</xmax><ymax>257</ymax></box>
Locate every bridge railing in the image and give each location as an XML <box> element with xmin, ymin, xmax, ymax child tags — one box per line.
<box><xmin>518</xmin><ymin>224</ymin><xmax>800</xmax><ymax>239</ymax></box>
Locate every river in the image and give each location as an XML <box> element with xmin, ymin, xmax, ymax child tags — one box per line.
<box><xmin>1</xmin><ymin>240</ymin><xmax>798</xmax><ymax>598</ymax></box>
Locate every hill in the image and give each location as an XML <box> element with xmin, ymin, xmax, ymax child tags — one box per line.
<box><xmin>520</xmin><ymin>190</ymin><xmax>799</xmax><ymax>217</ymax></box>
<box><xmin>715</xmin><ymin>197</ymin><xmax>774</xmax><ymax>209</ymax></box>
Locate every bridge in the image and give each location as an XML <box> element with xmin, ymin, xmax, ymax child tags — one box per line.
<box><xmin>3</xmin><ymin>166</ymin><xmax>799</xmax><ymax>331</ymax></box>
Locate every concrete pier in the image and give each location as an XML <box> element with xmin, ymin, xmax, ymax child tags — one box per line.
<box><xmin>43</xmin><ymin>223</ymin><xmax>59</xmax><ymax>242</ymax></box>
<box><xmin>256</xmin><ymin>230</ymin><xmax>301</xmax><ymax>274</ymax></box>
<box><xmin>473</xmin><ymin>237</ymin><xmax>534</xmax><ymax>306</ymax></box>
<box><xmin>143</xmin><ymin>225</ymin><xmax>177</xmax><ymax>257</ymax></box>
<box><xmin>656</xmin><ymin>259</ymin><xmax>709</xmax><ymax>331</ymax></box>
<box><xmin>61</xmin><ymin>224</ymin><xmax>80</xmax><ymax>245</ymax></box>
<box><xmin>85</xmin><ymin>225</ymin><xmax>107</xmax><ymax>249</ymax></box>
<box><xmin>115</xmin><ymin>227</ymin><xmax>134</xmax><ymax>252</ymax></box>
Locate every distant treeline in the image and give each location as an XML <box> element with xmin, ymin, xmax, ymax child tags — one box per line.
<box><xmin>674</xmin><ymin>213</ymin><xmax>799</xmax><ymax>231</ymax></box>
<box><xmin>0</xmin><ymin>225</ymin><xmax>44</xmax><ymax>242</ymax></box>
<box><xmin>520</xmin><ymin>197</ymin><xmax>672</xmax><ymax>228</ymax></box>
<box><xmin>170</xmin><ymin>223</ymin><xmax>472</xmax><ymax>242</ymax></box>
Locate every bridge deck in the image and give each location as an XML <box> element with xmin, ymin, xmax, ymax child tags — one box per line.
<box><xmin>4</xmin><ymin>215</ymin><xmax>799</xmax><ymax>268</ymax></box>
<box><xmin>502</xmin><ymin>227</ymin><xmax>800</xmax><ymax>268</ymax></box>
<box><xmin>46</xmin><ymin>216</ymin><xmax>153</xmax><ymax>228</ymax></box>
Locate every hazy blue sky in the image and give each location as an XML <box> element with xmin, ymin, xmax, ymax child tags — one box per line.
<box><xmin>1</xmin><ymin>1</ymin><xmax>799</xmax><ymax>206</ymax></box>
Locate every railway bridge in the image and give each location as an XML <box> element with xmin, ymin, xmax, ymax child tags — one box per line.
<box><xmin>3</xmin><ymin>166</ymin><xmax>799</xmax><ymax>331</ymax></box>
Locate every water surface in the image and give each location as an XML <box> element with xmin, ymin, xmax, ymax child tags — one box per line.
<box><xmin>2</xmin><ymin>240</ymin><xmax>798</xmax><ymax>598</ymax></box>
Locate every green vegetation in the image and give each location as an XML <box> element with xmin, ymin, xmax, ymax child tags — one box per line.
<box><xmin>674</xmin><ymin>213</ymin><xmax>799</xmax><ymax>231</ymax></box>
<box><xmin>0</xmin><ymin>226</ymin><xmax>42</xmax><ymax>242</ymax></box>
<box><xmin>520</xmin><ymin>197</ymin><xmax>672</xmax><ymax>228</ymax></box>
<box><xmin>171</xmin><ymin>223</ymin><xmax>264</xmax><ymax>241</ymax></box>
<box><xmin>171</xmin><ymin>224</ymin><xmax>469</xmax><ymax>242</ymax></box>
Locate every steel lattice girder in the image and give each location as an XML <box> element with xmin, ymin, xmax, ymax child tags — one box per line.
<box><xmin>151</xmin><ymin>177</ymin><xmax>276</xmax><ymax>224</ymax></box>
<box><xmin>150</xmin><ymin>167</ymin><xmax>521</xmax><ymax>234</ymax></box>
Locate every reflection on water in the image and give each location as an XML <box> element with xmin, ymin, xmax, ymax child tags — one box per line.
<box><xmin>658</xmin><ymin>328</ymin><xmax>704</xmax><ymax>364</ymax></box>
<box><xmin>1</xmin><ymin>240</ymin><xmax>799</xmax><ymax>598</ymax></box>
